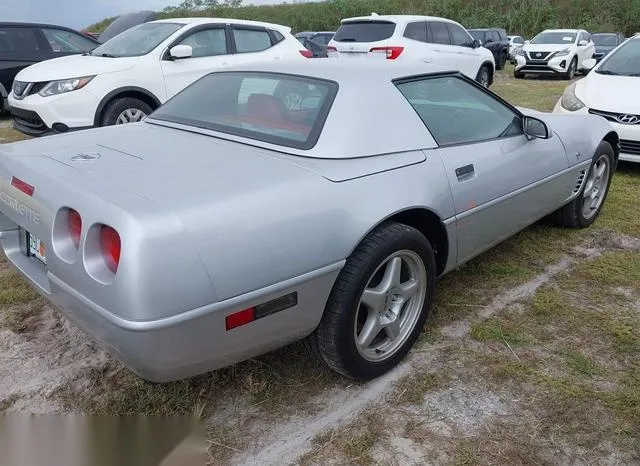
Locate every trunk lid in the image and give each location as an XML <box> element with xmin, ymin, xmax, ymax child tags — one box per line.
<box><xmin>329</xmin><ymin>19</ymin><xmax>396</xmax><ymax>58</ymax></box>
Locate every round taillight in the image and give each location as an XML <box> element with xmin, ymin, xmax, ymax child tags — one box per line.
<box><xmin>68</xmin><ymin>209</ymin><xmax>82</xmax><ymax>249</ymax></box>
<box><xmin>100</xmin><ymin>225</ymin><xmax>121</xmax><ymax>274</ymax></box>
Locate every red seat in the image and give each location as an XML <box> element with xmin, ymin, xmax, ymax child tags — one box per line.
<box><xmin>246</xmin><ymin>93</ymin><xmax>285</xmax><ymax>121</ymax></box>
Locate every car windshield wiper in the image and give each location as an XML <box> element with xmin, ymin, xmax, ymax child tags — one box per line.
<box><xmin>595</xmin><ymin>69</ymin><xmax>621</xmax><ymax>75</ymax></box>
<box><xmin>338</xmin><ymin>38</ymin><xmax>356</xmax><ymax>42</ymax></box>
<box><xmin>97</xmin><ymin>53</ymin><xmax>117</xmax><ymax>58</ymax></box>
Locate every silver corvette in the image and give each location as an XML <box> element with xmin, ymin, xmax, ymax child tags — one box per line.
<box><xmin>0</xmin><ymin>60</ymin><xmax>619</xmax><ymax>383</ymax></box>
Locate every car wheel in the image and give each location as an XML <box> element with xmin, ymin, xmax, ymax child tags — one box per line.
<box><xmin>565</xmin><ymin>57</ymin><xmax>578</xmax><ymax>80</ymax></box>
<box><xmin>304</xmin><ymin>222</ymin><xmax>436</xmax><ymax>380</ymax></box>
<box><xmin>514</xmin><ymin>70</ymin><xmax>524</xmax><ymax>79</ymax></box>
<box><xmin>101</xmin><ymin>97</ymin><xmax>152</xmax><ymax>126</ymax></box>
<box><xmin>476</xmin><ymin>65</ymin><xmax>491</xmax><ymax>87</ymax></box>
<box><xmin>554</xmin><ymin>140</ymin><xmax>615</xmax><ymax>228</ymax></box>
<box><xmin>496</xmin><ymin>52</ymin><xmax>507</xmax><ymax>70</ymax></box>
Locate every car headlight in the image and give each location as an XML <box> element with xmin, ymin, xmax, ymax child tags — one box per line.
<box><xmin>38</xmin><ymin>76</ymin><xmax>95</xmax><ymax>97</ymax></box>
<box><xmin>553</xmin><ymin>48</ymin><xmax>571</xmax><ymax>57</ymax></box>
<box><xmin>560</xmin><ymin>83</ymin><xmax>585</xmax><ymax>111</ymax></box>
<box><xmin>516</xmin><ymin>49</ymin><xmax>525</xmax><ymax>56</ymax></box>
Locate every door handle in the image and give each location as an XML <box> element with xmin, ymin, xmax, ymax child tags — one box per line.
<box><xmin>455</xmin><ymin>164</ymin><xmax>475</xmax><ymax>180</ymax></box>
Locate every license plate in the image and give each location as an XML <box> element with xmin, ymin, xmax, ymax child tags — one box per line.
<box><xmin>27</xmin><ymin>231</ymin><xmax>46</xmax><ymax>264</ymax></box>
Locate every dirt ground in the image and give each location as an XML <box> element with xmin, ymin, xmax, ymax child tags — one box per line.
<box><xmin>1</xmin><ymin>66</ymin><xmax>639</xmax><ymax>465</ymax></box>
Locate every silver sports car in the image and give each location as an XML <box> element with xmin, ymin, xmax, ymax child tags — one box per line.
<box><xmin>0</xmin><ymin>60</ymin><xmax>619</xmax><ymax>383</ymax></box>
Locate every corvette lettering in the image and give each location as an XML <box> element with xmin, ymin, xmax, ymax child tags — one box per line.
<box><xmin>0</xmin><ymin>190</ymin><xmax>40</xmax><ymax>224</ymax></box>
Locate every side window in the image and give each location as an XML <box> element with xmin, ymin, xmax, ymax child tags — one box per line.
<box><xmin>395</xmin><ymin>76</ymin><xmax>523</xmax><ymax>146</ymax></box>
<box><xmin>427</xmin><ymin>21</ymin><xmax>451</xmax><ymax>45</ymax></box>
<box><xmin>271</xmin><ymin>30</ymin><xmax>285</xmax><ymax>44</ymax></box>
<box><xmin>233</xmin><ymin>28</ymin><xmax>273</xmax><ymax>53</ymax></box>
<box><xmin>491</xmin><ymin>31</ymin><xmax>501</xmax><ymax>42</ymax></box>
<box><xmin>403</xmin><ymin>22</ymin><xmax>427</xmax><ymax>42</ymax></box>
<box><xmin>448</xmin><ymin>24</ymin><xmax>473</xmax><ymax>47</ymax></box>
<box><xmin>0</xmin><ymin>27</ymin><xmax>40</xmax><ymax>54</ymax></box>
<box><xmin>177</xmin><ymin>27</ymin><xmax>228</xmax><ymax>58</ymax></box>
<box><xmin>41</xmin><ymin>28</ymin><xmax>97</xmax><ymax>53</ymax></box>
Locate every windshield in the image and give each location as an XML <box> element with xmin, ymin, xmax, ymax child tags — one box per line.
<box><xmin>592</xmin><ymin>33</ymin><xmax>619</xmax><ymax>46</ymax></box>
<box><xmin>530</xmin><ymin>31</ymin><xmax>576</xmax><ymax>45</ymax></box>
<box><xmin>596</xmin><ymin>38</ymin><xmax>640</xmax><ymax>76</ymax></box>
<box><xmin>90</xmin><ymin>22</ymin><xmax>183</xmax><ymax>57</ymax></box>
<box><xmin>149</xmin><ymin>72</ymin><xmax>338</xmax><ymax>150</ymax></box>
<box><xmin>333</xmin><ymin>21</ymin><xmax>396</xmax><ymax>42</ymax></box>
<box><xmin>468</xmin><ymin>30</ymin><xmax>485</xmax><ymax>41</ymax></box>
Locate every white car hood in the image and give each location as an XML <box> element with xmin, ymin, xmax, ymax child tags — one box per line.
<box><xmin>576</xmin><ymin>72</ymin><xmax>640</xmax><ymax>113</ymax></box>
<box><xmin>524</xmin><ymin>43</ymin><xmax>575</xmax><ymax>53</ymax></box>
<box><xmin>15</xmin><ymin>54</ymin><xmax>139</xmax><ymax>82</ymax></box>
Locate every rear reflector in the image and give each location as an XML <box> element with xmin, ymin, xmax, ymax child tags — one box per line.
<box><xmin>299</xmin><ymin>49</ymin><xmax>313</xmax><ymax>58</ymax></box>
<box><xmin>67</xmin><ymin>209</ymin><xmax>82</xmax><ymax>248</ymax></box>
<box><xmin>369</xmin><ymin>46</ymin><xmax>404</xmax><ymax>60</ymax></box>
<box><xmin>11</xmin><ymin>177</ymin><xmax>35</xmax><ymax>196</ymax></box>
<box><xmin>100</xmin><ymin>225</ymin><xmax>121</xmax><ymax>274</ymax></box>
<box><xmin>225</xmin><ymin>292</ymin><xmax>298</xmax><ymax>331</ymax></box>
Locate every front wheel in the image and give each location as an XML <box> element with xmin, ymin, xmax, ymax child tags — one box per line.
<box><xmin>304</xmin><ymin>222</ymin><xmax>436</xmax><ymax>381</ymax></box>
<box><xmin>101</xmin><ymin>97</ymin><xmax>152</xmax><ymax>127</ymax></box>
<box><xmin>552</xmin><ymin>140</ymin><xmax>615</xmax><ymax>228</ymax></box>
<box><xmin>476</xmin><ymin>64</ymin><xmax>492</xmax><ymax>87</ymax></box>
<box><xmin>564</xmin><ymin>57</ymin><xmax>578</xmax><ymax>80</ymax></box>
<box><xmin>496</xmin><ymin>52</ymin><xmax>507</xmax><ymax>70</ymax></box>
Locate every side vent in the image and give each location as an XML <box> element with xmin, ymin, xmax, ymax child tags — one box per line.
<box><xmin>572</xmin><ymin>169</ymin><xmax>587</xmax><ymax>194</ymax></box>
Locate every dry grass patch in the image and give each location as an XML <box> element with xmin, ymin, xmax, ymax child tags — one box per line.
<box><xmin>0</xmin><ymin>126</ymin><xmax>28</xmax><ymax>143</ymax></box>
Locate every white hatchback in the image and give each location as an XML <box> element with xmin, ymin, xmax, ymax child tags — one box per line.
<box><xmin>326</xmin><ymin>14</ymin><xmax>496</xmax><ymax>87</ymax></box>
<box><xmin>8</xmin><ymin>17</ymin><xmax>309</xmax><ymax>136</ymax></box>
<box><xmin>553</xmin><ymin>34</ymin><xmax>640</xmax><ymax>163</ymax></box>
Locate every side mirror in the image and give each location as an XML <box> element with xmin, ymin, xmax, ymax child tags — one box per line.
<box><xmin>169</xmin><ymin>44</ymin><xmax>193</xmax><ymax>59</ymax></box>
<box><xmin>523</xmin><ymin>116</ymin><xmax>551</xmax><ymax>140</ymax></box>
<box><xmin>472</xmin><ymin>38</ymin><xmax>482</xmax><ymax>49</ymax></box>
<box><xmin>582</xmin><ymin>58</ymin><xmax>597</xmax><ymax>70</ymax></box>
<box><xmin>578</xmin><ymin>40</ymin><xmax>588</xmax><ymax>47</ymax></box>
<box><xmin>524</xmin><ymin>40</ymin><xmax>530</xmax><ymax>45</ymax></box>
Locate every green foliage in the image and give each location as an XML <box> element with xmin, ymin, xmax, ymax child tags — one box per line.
<box><xmin>85</xmin><ymin>0</ymin><xmax>640</xmax><ymax>37</ymax></box>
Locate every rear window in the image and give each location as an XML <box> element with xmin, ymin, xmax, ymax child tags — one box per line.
<box><xmin>149</xmin><ymin>72</ymin><xmax>338</xmax><ymax>150</ymax></box>
<box><xmin>333</xmin><ymin>20</ymin><xmax>396</xmax><ymax>42</ymax></box>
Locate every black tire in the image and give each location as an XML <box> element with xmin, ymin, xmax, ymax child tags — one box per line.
<box><xmin>496</xmin><ymin>52</ymin><xmax>507</xmax><ymax>70</ymax></box>
<box><xmin>476</xmin><ymin>64</ymin><xmax>492</xmax><ymax>87</ymax></box>
<box><xmin>553</xmin><ymin>140</ymin><xmax>615</xmax><ymax>229</ymax></box>
<box><xmin>565</xmin><ymin>56</ymin><xmax>578</xmax><ymax>80</ymax></box>
<box><xmin>514</xmin><ymin>70</ymin><xmax>524</xmax><ymax>79</ymax></box>
<box><xmin>303</xmin><ymin>222</ymin><xmax>436</xmax><ymax>381</ymax></box>
<box><xmin>100</xmin><ymin>97</ymin><xmax>153</xmax><ymax>127</ymax></box>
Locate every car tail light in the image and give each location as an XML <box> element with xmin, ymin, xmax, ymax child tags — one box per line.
<box><xmin>369</xmin><ymin>46</ymin><xmax>404</xmax><ymax>60</ymax></box>
<box><xmin>299</xmin><ymin>49</ymin><xmax>313</xmax><ymax>58</ymax></box>
<box><xmin>100</xmin><ymin>225</ymin><xmax>121</xmax><ymax>273</ymax></box>
<box><xmin>67</xmin><ymin>209</ymin><xmax>82</xmax><ymax>248</ymax></box>
<box><xmin>11</xmin><ymin>176</ymin><xmax>35</xmax><ymax>196</ymax></box>
<box><xmin>326</xmin><ymin>46</ymin><xmax>338</xmax><ymax>57</ymax></box>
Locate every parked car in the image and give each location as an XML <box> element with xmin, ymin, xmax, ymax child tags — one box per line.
<box><xmin>591</xmin><ymin>32</ymin><xmax>625</xmax><ymax>62</ymax></box>
<box><xmin>326</xmin><ymin>14</ymin><xmax>495</xmax><ymax>87</ymax></box>
<box><xmin>295</xmin><ymin>31</ymin><xmax>335</xmax><ymax>58</ymax></box>
<box><xmin>553</xmin><ymin>34</ymin><xmax>640</xmax><ymax>163</ymax></box>
<box><xmin>8</xmin><ymin>18</ymin><xmax>309</xmax><ymax>136</ymax></box>
<box><xmin>99</xmin><ymin>10</ymin><xmax>156</xmax><ymax>44</ymax></box>
<box><xmin>0</xmin><ymin>60</ymin><xmax>618</xmax><ymax>383</ymax></box>
<box><xmin>467</xmin><ymin>28</ymin><xmax>509</xmax><ymax>70</ymax></box>
<box><xmin>0</xmin><ymin>22</ymin><xmax>98</xmax><ymax>113</ymax></box>
<box><xmin>508</xmin><ymin>35</ymin><xmax>526</xmax><ymax>61</ymax></box>
<box><xmin>514</xmin><ymin>29</ymin><xmax>595</xmax><ymax>79</ymax></box>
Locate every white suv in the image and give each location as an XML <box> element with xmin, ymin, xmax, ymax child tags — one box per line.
<box><xmin>8</xmin><ymin>18</ymin><xmax>308</xmax><ymax>136</ymax></box>
<box><xmin>326</xmin><ymin>14</ymin><xmax>495</xmax><ymax>87</ymax></box>
<box><xmin>514</xmin><ymin>29</ymin><xmax>595</xmax><ymax>79</ymax></box>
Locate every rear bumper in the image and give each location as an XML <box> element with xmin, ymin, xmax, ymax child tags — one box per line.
<box><xmin>0</xmin><ymin>225</ymin><xmax>341</xmax><ymax>382</ymax></box>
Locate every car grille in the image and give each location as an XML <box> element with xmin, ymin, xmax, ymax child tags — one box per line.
<box><xmin>11</xmin><ymin>81</ymin><xmax>49</xmax><ymax>100</ymax></box>
<box><xmin>620</xmin><ymin>139</ymin><xmax>640</xmax><ymax>155</ymax></box>
<box><xmin>589</xmin><ymin>108</ymin><xmax>640</xmax><ymax>125</ymax></box>
<box><xmin>527</xmin><ymin>51</ymin><xmax>552</xmax><ymax>60</ymax></box>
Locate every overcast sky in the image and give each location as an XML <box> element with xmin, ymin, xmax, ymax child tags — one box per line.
<box><xmin>0</xmin><ymin>0</ymin><xmax>288</xmax><ymax>30</ymax></box>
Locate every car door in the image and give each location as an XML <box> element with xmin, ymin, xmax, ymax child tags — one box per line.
<box><xmin>577</xmin><ymin>31</ymin><xmax>594</xmax><ymax>64</ymax></box>
<box><xmin>446</xmin><ymin>23</ymin><xmax>482</xmax><ymax>79</ymax></box>
<box><xmin>425</xmin><ymin>21</ymin><xmax>460</xmax><ymax>72</ymax></box>
<box><xmin>160</xmin><ymin>25</ymin><xmax>234</xmax><ymax>99</ymax></box>
<box><xmin>402</xmin><ymin>21</ymin><xmax>435</xmax><ymax>63</ymax></box>
<box><xmin>394</xmin><ymin>75</ymin><xmax>573</xmax><ymax>265</ymax></box>
<box><xmin>0</xmin><ymin>26</ymin><xmax>47</xmax><ymax>99</ymax></box>
<box><xmin>230</xmin><ymin>25</ymin><xmax>283</xmax><ymax>64</ymax></box>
